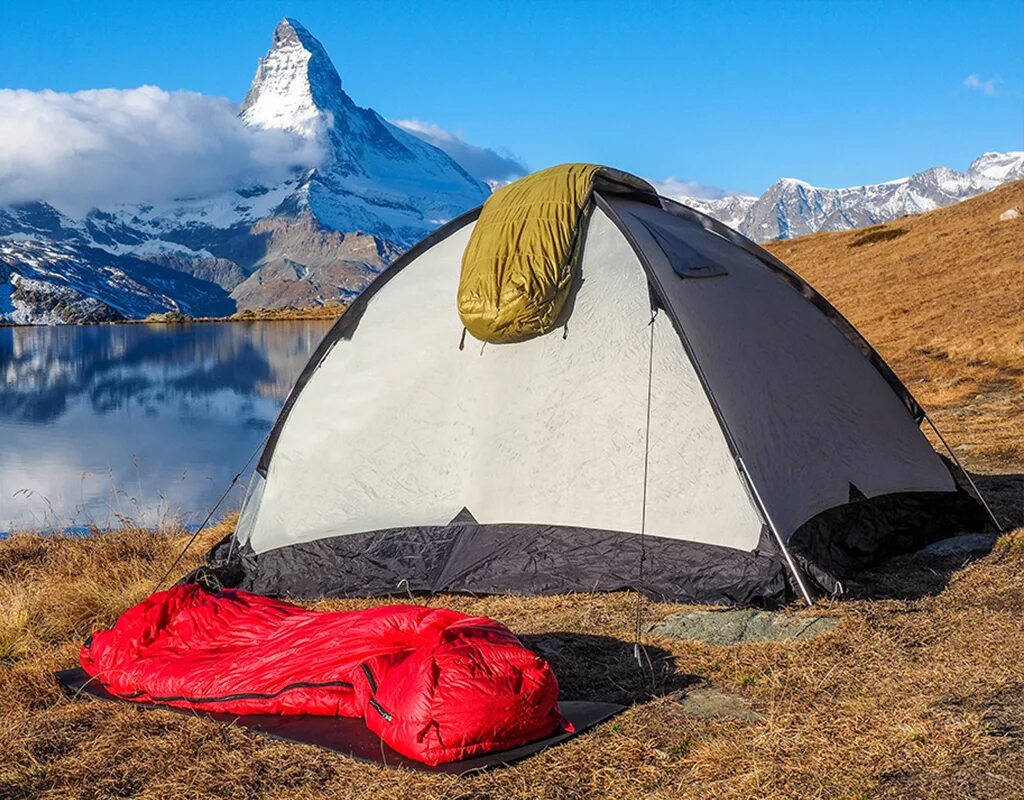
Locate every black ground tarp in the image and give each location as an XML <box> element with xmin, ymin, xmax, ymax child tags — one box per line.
<box><xmin>56</xmin><ymin>667</ymin><xmax>624</xmax><ymax>776</ymax></box>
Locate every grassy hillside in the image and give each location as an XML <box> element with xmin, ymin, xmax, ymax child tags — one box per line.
<box><xmin>765</xmin><ymin>179</ymin><xmax>1024</xmax><ymax>470</ymax></box>
<box><xmin>2</xmin><ymin>184</ymin><xmax>1023</xmax><ymax>799</ymax></box>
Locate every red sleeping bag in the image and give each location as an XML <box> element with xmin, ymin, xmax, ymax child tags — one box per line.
<box><xmin>80</xmin><ymin>585</ymin><xmax>568</xmax><ymax>765</ymax></box>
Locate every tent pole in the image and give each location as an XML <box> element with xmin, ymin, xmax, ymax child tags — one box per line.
<box><xmin>923</xmin><ymin>413</ymin><xmax>1003</xmax><ymax>533</ymax></box>
<box><xmin>738</xmin><ymin>458</ymin><xmax>815</xmax><ymax>606</ymax></box>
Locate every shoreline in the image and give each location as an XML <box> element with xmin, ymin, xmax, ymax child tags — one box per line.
<box><xmin>0</xmin><ymin>304</ymin><xmax>346</xmax><ymax>328</ymax></box>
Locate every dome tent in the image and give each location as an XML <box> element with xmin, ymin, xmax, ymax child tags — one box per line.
<box><xmin>210</xmin><ymin>164</ymin><xmax>987</xmax><ymax>606</ymax></box>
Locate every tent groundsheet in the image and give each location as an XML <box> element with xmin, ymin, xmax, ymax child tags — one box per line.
<box><xmin>55</xmin><ymin>668</ymin><xmax>622</xmax><ymax>775</ymax></box>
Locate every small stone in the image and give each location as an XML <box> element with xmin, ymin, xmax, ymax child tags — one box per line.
<box><xmin>918</xmin><ymin>533</ymin><xmax>997</xmax><ymax>558</ymax></box>
<box><xmin>646</xmin><ymin>609</ymin><xmax>837</xmax><ymax>645</ymax></box>
<box><xmin>676</xmin><ymin>687</ymin><xmax>762</xmax><ymax>722</ymax></box>
<box><xmin>999</xmin><ymin>206</ymin><xmax>1020</xmax><ymax>221</ymax></box>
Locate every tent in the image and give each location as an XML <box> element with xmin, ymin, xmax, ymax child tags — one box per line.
<box><xmin>208</xmin><ymin>164</ymin><xmax>987</xmax><ymax>606</ymax></box>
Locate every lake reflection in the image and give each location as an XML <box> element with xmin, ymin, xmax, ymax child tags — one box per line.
<box><xmin>0</xmin><ymin>320</ymin><xmax>332</xmax><ymax>532</ymax></box>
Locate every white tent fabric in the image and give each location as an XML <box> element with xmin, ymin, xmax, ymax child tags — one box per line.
<box><xmin>245</xmin><ymin>209</ymin><xmax>763</xmax><ymax>556</ymax></box>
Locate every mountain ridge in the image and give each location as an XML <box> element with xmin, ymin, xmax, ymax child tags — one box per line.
<box><xmin>683</xmin><ymin>151</ymin><xmax>1024</xmax><ymax>241</ymax></box>
<box><xmin>0</xmin><ymin>17</ymin><xmax>1020</xmax><ymax>323</ymax></box>
<box><xmin>0</xmin><ymin>18</ymin><xmax>486</xmax><ymax>324</ymax></box>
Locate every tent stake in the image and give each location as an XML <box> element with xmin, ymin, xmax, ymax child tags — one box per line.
<box><xmin>923</xmin><ymin>413</ymin><xmax>1003</xmax><ymax>533</ymax></box>
<box><xmin>738</xmin><ymin>458</ymin><xmax>815</xmax><ymax>606</ymax></box>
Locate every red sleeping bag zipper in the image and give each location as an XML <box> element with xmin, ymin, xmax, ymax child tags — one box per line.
<box><xmin>80</xmin><ymin>585</ymin><xmax>570</xmax><ymax>765</ymax></box>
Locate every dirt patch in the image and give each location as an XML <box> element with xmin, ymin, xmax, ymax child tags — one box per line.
<box><xmin>676</xmin><ymin>687</ymin><xmax>762</xmax><ymax>723</ymax></box>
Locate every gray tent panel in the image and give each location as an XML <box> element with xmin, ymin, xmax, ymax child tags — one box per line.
<box><xmin>603</xmin><ymin>196</ymin><xmax>956</xmax><ymax>542</ymax></box>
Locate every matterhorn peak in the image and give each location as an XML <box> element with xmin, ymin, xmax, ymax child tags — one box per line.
<box><xmin>240</xmin><ymin>17</ymin><xmax>348</xmax><ymax>137</ymax></box>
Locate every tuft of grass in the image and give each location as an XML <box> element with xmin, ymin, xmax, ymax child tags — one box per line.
<box><xmin>849</xmin><ymin>226</ymin><xmax>909</xmax><ymax>247</ymax></box>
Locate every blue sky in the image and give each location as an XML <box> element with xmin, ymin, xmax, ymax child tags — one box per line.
<box><xmin>1</xmin><ymin>0</ymin><xmax>1021</xmax><ymax>194</ymax></box>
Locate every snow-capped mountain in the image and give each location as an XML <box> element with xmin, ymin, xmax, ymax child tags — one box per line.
<box><xmin>238</xmin><ymin>18</ymin><xmax>487</xmax><ymax>244</ymax></box>
<box><xmin>679</xmin><ymin>194</ymin><xmax>758</xmax><ymax>231</ymax></box>
<box><xmin>0</xmin><ymin>18</ymin><xmax>487</xmax><ymax>324</ymax></box>
<box><xmin>683</xmin><ymin>151</ymin><xmax>1024</xmax><ymax>242</ymax></box>
<box><xmin>2</xmin><ymin>16</ymin><xmax>1020</xmax><ymax>325</ymax></box>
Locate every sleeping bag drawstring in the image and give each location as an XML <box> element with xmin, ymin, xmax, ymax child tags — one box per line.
<box><xmin>151</xmin><ymin>430</ymin><xmax>270</xmax><ymax>593</ymax></box>
<box><xmin>634</xmin><ymin>308</ymin><xmax>658</xmax><ymax>674</ymax></box>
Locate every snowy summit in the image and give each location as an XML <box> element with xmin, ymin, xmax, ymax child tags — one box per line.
<box><xmin>0</xmin><ymin>19</ymin><xmax>489</xmax><ymax>324</ymax></box>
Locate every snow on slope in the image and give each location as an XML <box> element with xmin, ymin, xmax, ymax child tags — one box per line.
<box><xmin>0</xmin><ymin>18</ymin><xmax>488</xmax><ymax>323</ymax></box>
<box><xmin>238</xmin><ymin>18</ymin><xmax>488</xmax><ymax>245</ymax></box>
<box><xmin>0</xmin><ymin>239</ymin><xmax>233</xmax><ymax>324</ymax></box>
<box><xmin>681</xmin><ymin>151</ymin><xmax>1024</xmax><ymax>241</ymax></box>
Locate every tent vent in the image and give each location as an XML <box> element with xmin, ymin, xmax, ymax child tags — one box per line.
<box><xmin>638</xmin><ymin>217</ymin><xmax>728</xmax><ymax>279</ymax></box>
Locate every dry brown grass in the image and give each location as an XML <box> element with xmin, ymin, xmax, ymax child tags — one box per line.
<box><xmin>766</xmin><ymin>180</ymin><xmax>1024</xmax><ymax>470</ymax></box>
<box><xmin>2</xmin><ymin>504</ymin><xmax>1024</xmax><ymax>799</ymax></box>
<box><xmin>224</xmin><ymin>304</ymin><xmax>346</xmax><ymax>322</ymax></box>
<box><xmin>137</xmin><ymin>303</ymin><xmax>346</xmax><ymax>325</ymax></box>
<box><xmin>3</xmin><ymin>185</ymin><xmax>1024</xmax><ymax>798</ymax></box>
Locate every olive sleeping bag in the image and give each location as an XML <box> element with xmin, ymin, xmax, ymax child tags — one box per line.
<box><xmin>457</xmin><ymin>163</ymin><xmax>654</xmax><ymax>343</ymax></box>
<box><xmin>80</xmin><ymin>585</ymin><xmax>569</xmax><ymax>766</ymax></box>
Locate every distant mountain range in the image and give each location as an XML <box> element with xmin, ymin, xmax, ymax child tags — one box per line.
<box><xmin>0</xmin><ymin>17</ymin><xmax>1020</xmax><ymax>324</ymax></box>
<box><xmin>682</xmin><ymin>151</ymin><xmax>1024</xmax><ymax>242</ymax></box>
<box><xmin>0</xmin><ymin>18</ymin><xmax>486</xmax><ymax>324</ymax></box>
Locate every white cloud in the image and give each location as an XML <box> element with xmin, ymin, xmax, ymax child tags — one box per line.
<box><xmin>963</xmin><ymin>74</ymin><xmax>1001</xmax><ymax>97</ymax></box>
<box><xmin>0</xmin><ymin>86</ymin><xmax>324</xmax><ymax>215</ymax></box>
<box><xmin>393</xmin><ymin>119</ymin><xmax>527</xmax><ymax>186</ymax></box>
<box><xmin>646</xmin><ymin>177</ymin><xmax>729</xmax><ymax>201</ymax></box>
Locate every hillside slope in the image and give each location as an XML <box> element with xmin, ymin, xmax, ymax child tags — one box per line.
<box><xmin>765</xmin><ymin>179</ymin><xmax>1024</xmax><ymax>469</ymax></box>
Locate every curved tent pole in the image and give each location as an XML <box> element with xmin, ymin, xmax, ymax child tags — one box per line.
<box><xmin>923</xmin><ymin>414</ymin><xmax>1003</xmax><ymax>532</ymax></box>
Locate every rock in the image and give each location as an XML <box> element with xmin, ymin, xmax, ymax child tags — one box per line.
<box><xmin>676</xmin><ymin>687</ymin><xmax>762</xmax><ymax>722</ymax></box>
<box><xmin>999</xmin><ymin>206</ymin><xmax>1020</xmax><ymax>221</ymax></box>
<box><xmin>918</xmin><ymin>533</ymin><xmax>998</xmax><ymax>558</ymax></box>
<box><xmin>646</xmin><ymin>609</ymin><xmax>837</xmax><ymax>645</ymax></box>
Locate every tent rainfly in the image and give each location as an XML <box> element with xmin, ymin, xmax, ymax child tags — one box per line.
<box><xmin>207</xmin><ymin>164</ymin><xmax>987</xmax><ymax>606</ymax></box>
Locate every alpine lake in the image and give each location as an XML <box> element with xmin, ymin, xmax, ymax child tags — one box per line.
<box><xmin>0</xmin><ymin>320</ymin><xmax>333</xmax><ymax>534</ymax></box>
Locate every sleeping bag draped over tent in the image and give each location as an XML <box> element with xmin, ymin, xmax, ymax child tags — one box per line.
<box><xmin>457</xmin><ymin>163</ymin><xmax>654</xmax><ymax>343</ymax></box>
<box><xmin>80</xmin><ymin>585</ymin><xmax>567</xmax><ymax>766</ymax></box>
